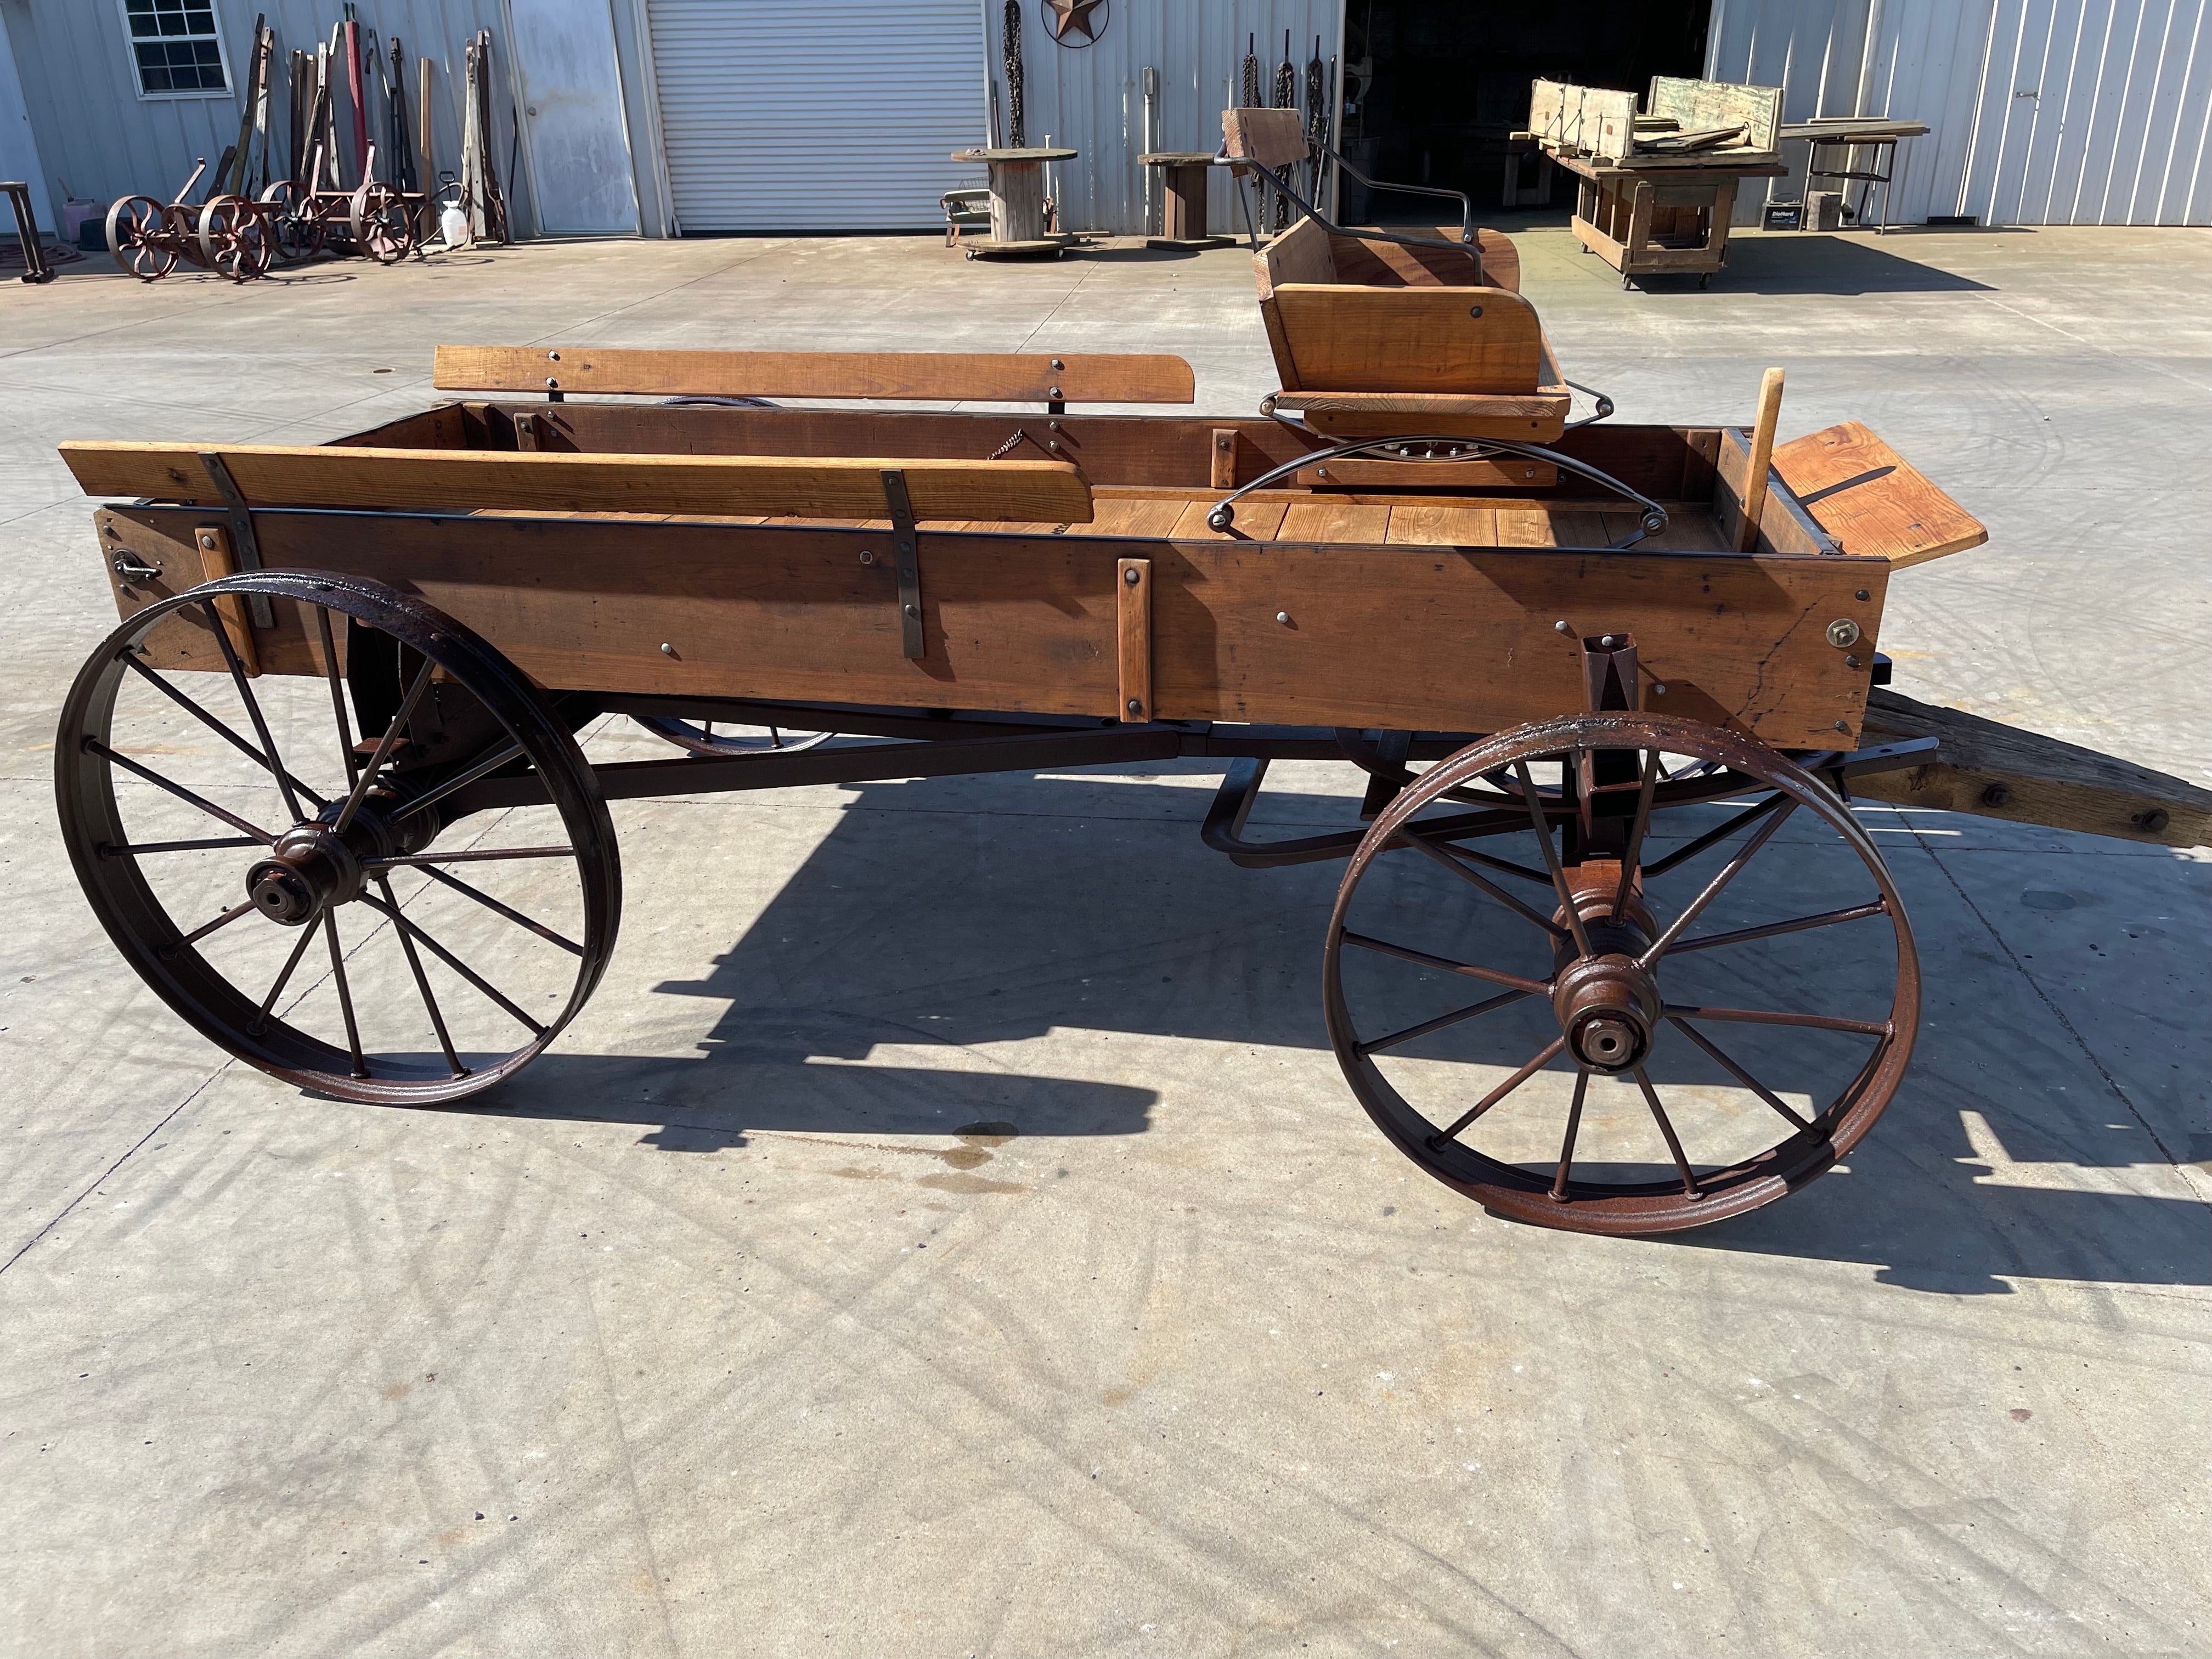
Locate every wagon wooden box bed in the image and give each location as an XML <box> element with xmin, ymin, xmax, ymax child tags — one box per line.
<box><xmin>55</xmin><ymin>339</ymin><xmax>2210</xmax><ymax>1238</ymax></box>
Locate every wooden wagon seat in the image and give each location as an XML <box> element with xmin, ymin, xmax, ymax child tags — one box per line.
<box><xmin>430</xmin><ymin>346</ymin><xmax>1195</xmax><ymax>408</ymax></box>
<box><xmin>1251</xmin><ymin>214</ymin><xmax>1571</xmax><ymax>442</ymax></box>
<box><xmin>58</xmin><ymin>442</ymin><xmax>1097</xmax><ymax>525</ymax></box>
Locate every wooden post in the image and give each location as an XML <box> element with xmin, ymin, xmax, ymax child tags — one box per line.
<box><xmin>1736</xmin><ymin>366</ymin><xmax>1785</xmax><ymax>551</ymax></box>
<box><xmin>1116</xmin><ymin>557</ymin><xmax>1152</xmax><ymax>721</ymax></box>
<box><xmin>193</xmin><ymin>524</ymin><xmax>260</xmax><ymax>676</ymax></box>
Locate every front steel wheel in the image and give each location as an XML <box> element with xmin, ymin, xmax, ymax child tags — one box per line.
<box><xmin>1323</xmin><ymin>713</ymin><xmax>1918</xmax><ymax>1235</ymax></box>
<box><xmin>57</xmin><ymin>573</ymin><xmax>619</xmax><ymax>1104</ymax></box>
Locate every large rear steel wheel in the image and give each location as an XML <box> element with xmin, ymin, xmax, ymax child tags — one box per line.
<box><xmin>57</xmin><ymin>573</ymin><xmax>619</xmax><ymax>1104</ymax></box>
<box><xmin>1323</xmin><ymin>713</ymin><xmax>1918</xmax><ymax>1234</ymax></box>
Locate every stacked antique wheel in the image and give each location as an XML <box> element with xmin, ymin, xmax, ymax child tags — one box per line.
<box><xmin>56</xmin><ymin>575</ymin><xmax>619</xmax><ymax>1104</ymax></box>
<box><xmin>1324</xmin><ymin>713</ymin><xmax>1918</xmax><ymax>1234</ymax></box>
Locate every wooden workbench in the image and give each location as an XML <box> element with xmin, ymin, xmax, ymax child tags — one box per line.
<box><xmin>1555</xmin><ymin>151</ymin><xmax>1788</xmax><ymax>288</ymax></box>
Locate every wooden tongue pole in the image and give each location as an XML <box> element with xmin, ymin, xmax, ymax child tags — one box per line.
<box><xmin>1737</xmin><ymin>366</ymin><xmax>1785</xmax><ymax>550</ymax></box>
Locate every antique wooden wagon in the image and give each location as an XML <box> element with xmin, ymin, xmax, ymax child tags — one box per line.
<box><xmin>55</xmin><ymin>337</ymin><xmax>2209</xmax><ymax>1238</ymax></box>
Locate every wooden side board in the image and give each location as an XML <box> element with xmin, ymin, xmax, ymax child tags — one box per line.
<box><xmin>60</xmin><ymin>441</ymin><xmax>1096</xmax><ymax>524</ymax></box>
<box><xmin>97</xmin><ymin>505</ymin><xmax>1887</xmax><ymax>748</ymax></box>
<box><xmin>1772</xmin><ymin>421</ymin><xmax>1988</xmax><ymax>568</ymax></box>
<box><xmin>430</xmin><ymin>346</ymin><xmax>1197</xmax><ymax>406</ymax></box>
<box><xmin>1713</xmin><ymin>426</ymin><xmax>1840</xmax><ymax>557</ymax></box>
<box><xmin>1857</xmin><ymin>688</ymin><xmax>2211</xmax><ymax>848</ymax></box>
<box><xmin>1264</xmin><ymin>284</ymin><xmax>1543</xmax><ymax>393</ymax></box>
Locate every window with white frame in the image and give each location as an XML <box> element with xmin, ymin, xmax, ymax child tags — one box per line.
<box><xmin>121</xmin><ymin>0</ymin><xmax>230</xmax><ymax>97</ymax></box>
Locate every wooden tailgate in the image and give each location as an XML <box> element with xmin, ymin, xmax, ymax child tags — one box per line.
<box><xmin>1772</xmin><ymin>421</ymin><xmax>1987</xmax><ymax>569</ymax></box>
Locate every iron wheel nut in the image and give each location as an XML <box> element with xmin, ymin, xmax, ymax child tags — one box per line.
<box><xmin>1980</xmin><ymin>782</ymin><xmax>2012</xmax><ymax>808</ymax></box>
<box><xmin>1826</xmin><ymin>618</ymin><xmax>1861</xmax><ymax>648</ymax></box>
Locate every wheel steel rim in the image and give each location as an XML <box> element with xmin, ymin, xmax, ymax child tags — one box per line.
<box><xmin>1322</xmin><ymin>713</ymin><xmax>1919</xmax><ymax>1235</ymax></box>
<box><xmin>629</xmin><ymin>716</ymin><xmax>832</xmax><ymax>759</ymax></box>
<box><xmin>106</xmin><ymin>196</ymin><xmax>174</xmax><ymax>281</ymax></box>
<box><xmin>56</xmin><ymin>573</ymin><xmax>621</xmax><ymax>1105</ymax></box>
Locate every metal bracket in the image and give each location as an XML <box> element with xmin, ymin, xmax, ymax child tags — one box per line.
<box><xmin>881</xmin><ymin>468</ymin><xmax>924</xmax><ymax>659</ymax></box>
<box><xmin>195</xmin><ymin>452</ymin><xmax>274</xmax><ymax>629</ymax></box>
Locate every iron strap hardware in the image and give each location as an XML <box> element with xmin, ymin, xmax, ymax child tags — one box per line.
<box><xmin>881</xmin><ymin>468</ymin><xmax>924</xmax><ymax>659</ymax></box>
<box><xmin>196</xmin><ymin>452</ymin><xmax>274</xmax><ymax>629</ymax></box>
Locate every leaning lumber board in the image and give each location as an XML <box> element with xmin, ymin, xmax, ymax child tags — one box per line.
<box><xmin>1855</xmin><ymin>689</ymin><xmax>2211</xmax><ymax>847</ymax></box>
<box><xmin>431</xmin><ymin>347</ymin><xmax>1197</xmax><ymax>405</ymax></box>
<box><xmin>1772</xmin><ymin>421</ymin><xmax>1987</xmax><ymax>568</ymax></box>
<box><xmin>1647</xmin><ymin>77</ymin><xmax>1782</xmax><ymax>156</ymax></box>
<box><xmin>58</xmin><ymin>442</ymin><xmax>1096</xmax><ymax>524</ymax></box>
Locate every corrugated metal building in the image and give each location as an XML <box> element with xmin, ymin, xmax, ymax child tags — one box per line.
<box><xmin>3</xmin><ymin>0</ymin><xmax>2204</xmax><ymax>242</ymax></box>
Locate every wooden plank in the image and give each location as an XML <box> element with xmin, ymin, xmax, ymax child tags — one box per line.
<box><xmin>60</xmin><ymin>442</ymin><xmax>1096</xmax><ymax>525</ymax></box>
<box><xmin>1221</xmin><ymin>106</ymin><xmax>1311</xmax><ymax>170</ymax></box>
<box><xmin>328</xmin><ymin>404</ymin><xmax>468</xmax><ymax>449</ymax></box>
<box><xmin>1252</xmin><ymin>215</ymin><xmax>1335</xmax><ymax>298</ymax></box>
<box><xmin>192</xmin><ymin>522</ymin><xmax>258</xmax><ymax>676</ymax></box>
<box><xmin>1266</xmin><ymin>285</ymin><xmax>1542</xmax><ymax>393</ymax></box>
<box><xmin>1291</xmin><ymin>456</ymin><xmax>1559</xmax><ymax>489</ymax></box>
<box><xmin>1856</xmin><ymin>689</ymin><xmax>2211</xmax><ymax>848</ymax></box>
<box><xmin>1071</xmin><ymin>496</ymin><xmax>1187</xmax><ymax>537</ymax></box>
<box><xmin>1772</xmin><ymin>421</ymin><xmax>1988</xmax><ymax>568</ymax></box>
<box><xmin>1277</xmin><ymin>501</ymin><xmax>1395</xmax><ymax>543</ymax></box>
<box><xmin>1647</xmin><ymin>77</ymin><xmax>1783</xmax><ymax>156</ymax></box>
<box><xmin>430</xmin><ymin>346</ymin><xmax>1197</xmax><ymax>405</ymax></box>
<box><xmin>1528</xmin><ymin>79</ymin><xmax>1638</xmax><ymax>160</ymax></box>
<box><xmin>1116</xmin><ymin>557</ymin><xmax>1152</xmax><ymax>721</ymax></box>
<box><xmin>1324</xmin><ymin>229</ymin><xmax>1485</xmax><ymax>287</ymax></box>
<box><xmin>1495</xmin><ymin>507</ymin><xmax>1613</xmax><ymax>548</ymax></box>
<box><xmin>1737</xmin><ymin>368</ymin><xmax>1785</xmax><ymax>551</ymax></box>
<box><xmin>1714</xmin><ymin>427</ymin><xmax>1836</xmax><ymax>558</ymax></box>
<box><xmin>1169</xmin><ymin>499</ymin><xmax>1288</xmax><ymax>540</ymax></box>
<box><xmin>1383</xmin><ymin>504</ymin><xmax>1499</xmax><ymax>545</ymax></box>
<box><xmin>1210</xmin><ymin>428</ymin><xmax>1238</xmax><ymax>489</ymax></box>
<box><xmin>1152</xmin><ymin>540</ymin><xmax>1887</xmax><ymax>745</ymax></box>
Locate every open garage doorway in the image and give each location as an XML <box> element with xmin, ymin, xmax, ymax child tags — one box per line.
<box><xmin>1338</xmin><ymin>1</ymin><xmax>1711</xmax><ymax>220</ymax></box>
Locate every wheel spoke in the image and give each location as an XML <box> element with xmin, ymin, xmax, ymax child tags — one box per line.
<box><xmin>1431</xmin><ymin>1035</ymin><xmax>1567</xmax><ymax>1145</ymax></box>
<box><xmin>1667</xmin><ymin>899</ymin><xmax>1888</xmax><ymax>956</ymax></box>
<box><xmin>388</xmin><ymin>741</ymin><xmax>526</xmax><ymax>821</ymax></box>
<box><xmin>1612</xmin><ymin>749</ymin><xmax>1662</xmax><ymax>921</ymax></box>
<box><xmin>162</xmin><ymin>898</ymin><xmax>258</xmax><ymax>956</ymax></box>
<box><xmin>1632</xmin><ymin>1067</ymin><xmax>1702</xmax><ymax>1199</ymax></box>
<box><xmin>121</xmin><ymin>654</ymin><xmax>326</xmax><ymax>812</ymax></box>
<box><xmin>1666</xmin><ymin>1016</ymin><xmax>1811</xmax><ymax>1130</ymax></box>
<box><xmin>1640</xmin><ymin>792</ymin><xmax>1787</xmax><ymax>879</ymax></box>
<box><xmin>1515</xmin><ymin>758</ymin><xmax>1592</xmax><ymax>958</ymax></box>
<box><xmin>376</xmin><ymin>876</ymin><xmax>465</xmax><ymax>1077</ymax></box>
<box><xmin>1414</xmin><ymin>836</ymin><xmax>1553</xmax><ymax>887</ymax></box>
<box><xmin>323</xmin><ymin>911</ymin><xmax>370</xmax><ymax>1079</ymax></box>
<box><xmin>1637</xmin><ymin>799</ymin><xmax>1799</xmax><ymax>969</ymax></box>
<box><xmin>356</xmin><ymin>890</ymin><xmax>548</xmax><ymax>1038</ymax></box>
<box><xmin>362</xmin><ymin>845</ymin><xmax>574</xmax><ymax>868</ymax></box>
<box><xmin>314</xmin><ymin>604</ymin><xmax>360</xmax><ymax>790</ymax></box>
<box><xmin>201</xmin><ymin>598</ymin><xmax>306</xmax><ymax>823</ymax></box>
<box><xmin>1398</xmin><ymin>831</ymin><xmax>1570</xmax><ymax>942</ymax></box>
<box><xmin>1357</xmin><ymin>986</ymin><xmax>1536</xmax><ymax>1057</ymax></box>
<box><xmin>409</xmin><ymin>862</ymin><xmax>583</xmax><ymax>956</ymax></box>
<box><xmin>1340</xmin><ymin>930</ymin><xmax>1546</xmax><ymax>994</ymax></box>
<box><xmin>334</xmin><ymin>657</ymin><xmax>435</xmax><ymax>833</ymax></box>
<box><xmin>1662</xmin><ymin>1002</ymin><xmax>1890</xmax><ymax>1037</ymax></box>
<box><xmin>248</xmin><ymin>920</ymin><xmax>321</xmax><ymax>1036</ymax></box>
<box><xmin>86</xmin><ymin>737</ymin><xmax>275</xmax><ymax>844</ymax></box>
<box><xmin>99</xmin><ymin>835</ymin><xmax>261</xmax><ymax>857</ymax></box>
<box><xmin>1549</xmin><ymin>1069</ymin><xmax>1590</xmax><ymax>1201</ymax></box>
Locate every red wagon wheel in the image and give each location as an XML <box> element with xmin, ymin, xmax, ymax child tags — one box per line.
<box><xmin>1323</xmin><ymin>713</ymin><xmax>1919</xmax><ymax>1235</ymax></box>
<box><xmin>197</xmin><ymin>196</ymin><xmax>274</xmax><ymax>282</ymax></box>
<box><xmin>257</xmin><ymin>180</ymin><xmax>323</xmax><ymax>263</ymax></box>
<box><xmin>349</xmin><ymin>182</ymin><xmax>415</xmax><ymax>264</ymax></box>
<box><xmin>55</xmin><ymin>573</ymin><xmax>621</xmax><ymax>1105</ymax></box>
<box><xmin>105</xmin><ymin>195</ymin><xmax>177</xmax><ymax>281</ymax></box>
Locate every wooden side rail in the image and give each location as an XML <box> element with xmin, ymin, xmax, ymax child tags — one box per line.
<box><xmin>431</xmin><ymin>347</ymin><xmax>1196</xmax><ymax>407</ymax></box>
<box><xmin>59</xmin><ymin>442</ymin><xmax>1096</xmax><ymax>524</ymax></box>
<box><xmin>1773</xmin><ymin>421</ymin><xmax>1987</xmax><ymax>568</ymax></box>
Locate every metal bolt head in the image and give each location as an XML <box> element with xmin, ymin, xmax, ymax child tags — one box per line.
<box><xmin>2130</xmin><ymin>806</ymin><xmax>2170</xmax><ymax>833</ymax></box>
<box><xmin>1826</xmin><ymin>618</ymin><xmax>1861</xmax><ymax>648</ymax></box>
<box><xmin>1980</xmin><ymin>782</ymin><xmax>2013</xmax><ymax>808</ymax></box>
<box><xmin>1554</xmin><ymin>620</ymin><xmax>1573</xmax><ymax>635</ymax></box>
<box><xmin>1524</xmin><ymin>467</ymin><xmax>1537</xmax><ymax>479</ymax></box>
<box><xmin>1854</xmin><ymin>588</ymin><xmax>1870</xmax><ymax>601</ymax></box>
<box><xmin>1835</xmin><ymin>720</ymin><xmax>1850</xmax><ymax>732</ymax></box>
<box><xmin>1127</xmin><ymin>698</ymin><xmax>1143</xmax><ymax>714</ymax></box>
<box><xmin>859</xmin><ymin>550</ymin><xmax>874</xmax><ymax>564</ymax></box>
<box><xmin>548</xmin><ymin>351</ymin><xmax>561</xmax><ymax>362</ymax></box>
<box><xmin>659</xmin><ymin>642</ymin><xmax>678</xmax><ymax>657</ymax></box>
<box><xmin>1048</xmin><ymin>386</ymin><xmax>1062</xmax><ymax>400</ymax></box>
<box><xmin>1314</xmin><ymin>466</ymin><xmax>1330</xmax><ymax>478</ymax></box>
<box><xmin>1050</xmin><ymin>358</ymin><xmax>1065</xmax><ymax>371</ymax></box>
<box><xmin>545</xmin><ymin>376</ymin><xmax>559</xmax><ymax>388</ymax></box>
<box><xmin>200</xmin><ymin>534</ymin><xmax>217</xmax><ymax>549</ymax></box>
<box><xmin>1846</xmin><ymin>653</ymin><xmax>1862</xmax><ymax>669</ymax></box>
<box><xmin>1469</xmin><ymin>304</ymin><xmax>1483</xmax><ymax>318</ymax></box>
<box><xmin>1124</xmin><ymin>567</ymin><xmax>1141</xmax><ymax>585</ymax></box>
<box><xmin>1276</xmin><ymin>611</ymin><xmax>1291</xmax><ymax>624</ymax></box>
<box><xmin>904</xmin><ymin>603</ymin><xmax>919</xmax><ymax>617</ymax></box>
<box><xmin>1651</xmin><ymin>682</ymin><xmax>1667</xmax><ymax>695</ymax></box>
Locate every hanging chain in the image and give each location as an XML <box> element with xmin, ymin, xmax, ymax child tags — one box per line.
<box><xmin>1269</xmin><ymin>40</ymin><xmax>1297</xmax><ymax>230</ymax></box>
<box><xmin>1240</xmin><ymin>36</ymin><xmax>1261</xmax><ymax>107</ymax></box>
<box><xmin>1002</xmin><ymin>0</ymin><xmax>1025</xmax><ymax>148</ymax></box>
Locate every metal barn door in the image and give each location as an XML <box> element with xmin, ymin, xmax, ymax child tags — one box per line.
<box><xmin>645</xmin><ymin>0</ymin><xmax>986</xmax><ymax>232</ymax></box>
<box><xmin>1956</xmin><ymin>0</ymin><xmax>2212</xmax><ymax>224</ymax></box>
<box><xmin>509</xmin><ymin>0</ymin><xmax>642</xmax><ymax>235</ymax></box>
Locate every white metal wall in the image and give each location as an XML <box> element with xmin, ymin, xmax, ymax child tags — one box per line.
<box><xmin>1707</xmin><ymin>0</ymin><xmax>2212</xmax><ymax>223</ymax></box>
<box><xmin>2</xmin><ymin>0</ymin><xmax>531</xmax><ymax>225</ymax></box>
<box><xmin>645</xmin><ymin>0</ymin><xmax>985</xmax><ymax>232</ymax></box>
<box><xmin>1001</xmin><ymin>0</ymin><xmax>1342</xmax><ymax>235</ymax></box>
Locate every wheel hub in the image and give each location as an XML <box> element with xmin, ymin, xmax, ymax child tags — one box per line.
<box><xmin>247</xmin><ymin>825</ymin><xmax>364</xmax><ymax>924</ymax></box>
<box><xmin>1551</xmin><ymin>862</ymin><xmax>1660</xmax><ymax>1073</ymax></box>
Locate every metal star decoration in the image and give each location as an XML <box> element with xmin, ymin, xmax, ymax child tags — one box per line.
<box><xmin>1042</xmin><ymin>0</ymin><xmax>1108</xmax><ymax>46</ymax></box>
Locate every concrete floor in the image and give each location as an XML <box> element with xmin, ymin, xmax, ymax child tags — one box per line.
<box><xmin>2</xmin><ymin>223</ymin><xmax>2208</xmax><ymax>1657</ymax></box>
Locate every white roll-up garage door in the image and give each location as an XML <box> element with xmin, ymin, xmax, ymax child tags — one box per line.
<box><xmin>646</xmin><ymin>0</ymin><xmax>986</xmax><ymax>232</ymax></box>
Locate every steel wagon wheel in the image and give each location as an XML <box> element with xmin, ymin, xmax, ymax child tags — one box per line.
<box><xmin>56</xmin><ymin>572</ymin><xmax>620</xmax><ymax>1105</ymax></box>
<box><xmin>105</xmin><ymin>195</ymin><xmax>176</xmax><ymax>281</ymax></box>
<box><xmin>197</xmin><ymin>196</ymin><xmax>273</xmax><ymax>282</ymax></box>
<box><xmin>349</xmin><ymin>183</ymin><xmax>415</xmax><ymax>264</ymax></box>
<box><xmin>258</xmin><ymin>180</ymin><xmax>323</xmax><ymax>262</ymax></box>
<box><xmin>629</xmin><ymin>716</ymin><xmax>832</xmax><ymax>759</ymax></box>
<box><xmin>1322</xmin><ymin>713</ymin><xmax>1918</xmax><ymax>1235</ymax></box>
